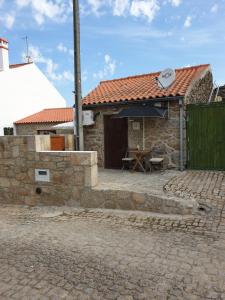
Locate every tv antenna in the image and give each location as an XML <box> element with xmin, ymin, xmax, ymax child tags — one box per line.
<box><xmin>22</xmin><ymin>36</ymin><xmax>31</xmax><ymax>63</ymax></box>
<box><xmin>156</xmin><ymin>68</ymin><xmax>176</xmax><ymax>89</ymax></box>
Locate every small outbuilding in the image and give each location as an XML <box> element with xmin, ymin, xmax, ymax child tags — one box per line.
<box><xmin>82</xmin><ymin>64</ymin><xmax>213</xmax><ymax>170</ymax></box>
<box><xmin>14</xmin><ymin>108</ymin><xmax>74</xmax><ymax>151</ymax></box>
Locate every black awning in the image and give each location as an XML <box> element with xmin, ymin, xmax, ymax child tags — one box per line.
<box><xmin>113</xmin><ymin>106</ymin><xmax>167</xmax><ymax>118</ymax></box>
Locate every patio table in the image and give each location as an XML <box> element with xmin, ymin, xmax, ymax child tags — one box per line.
<box><xmin>129</xmin><ymin>150</ymin><xmax>151</xmax><ymax>172</ymax></box>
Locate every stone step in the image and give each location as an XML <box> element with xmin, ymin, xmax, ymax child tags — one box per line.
<box><xmin>79</xmin><ymin>188</ymin><xmax>196</xmax><ymax>215</ymax></box>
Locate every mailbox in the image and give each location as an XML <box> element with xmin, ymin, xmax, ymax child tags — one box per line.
<box><xmin>35</xmin><ymin>169</ymin><xmax>50</xmax><ymax>182</ymax></box>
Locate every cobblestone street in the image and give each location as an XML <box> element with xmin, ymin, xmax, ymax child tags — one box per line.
<box><xmin>0</xmin><ymin>192</ymin><xmax>225</xmax><ymax>300</ymax></box>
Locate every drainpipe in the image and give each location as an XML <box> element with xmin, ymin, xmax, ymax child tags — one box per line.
<box><xmin>142</xmin><ymin>117</ymin><xmax>145</xmax><ymax>150</ymax></box>
<box><xmin>179</xmin><ymin>98</ymin><xmax>184</xmax><ymax>171</ymax></box>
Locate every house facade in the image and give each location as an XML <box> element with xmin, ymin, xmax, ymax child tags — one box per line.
<box><xmin>0</xmin><ymin>37</ymin><xmax>66</xmax><ymax>136</ymax></box>
<box><xmin>82</xmin><ymin>64</ymin><xmax>213</xmax><ymax>170</ymax></box>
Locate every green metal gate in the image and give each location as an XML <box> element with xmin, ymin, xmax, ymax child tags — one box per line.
<box><xmin>187</xmin><ymin>102</ymin><xmax>225</xmax><ymax>170</ymax></box>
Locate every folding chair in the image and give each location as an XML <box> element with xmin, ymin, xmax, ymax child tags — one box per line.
<box><xmin>149</xmin><ymin>157</ymin><xmax>164</xmax><ymax>172</ymax></box>
<box><xmin>122</xmin><ymin>148</ymin><xmax>137</xmax><ymax>170</ymax></box>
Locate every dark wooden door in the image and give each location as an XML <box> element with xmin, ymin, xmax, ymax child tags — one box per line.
<box><xmin>187</xmin><ymin>102</ymin><xmax>225</xmax><ymax>170</ymax></box>
<box><xmin>51</xmin><ymin>136</ymin><xmax>65</xmax><ymax>151</ymax></box>
<box><xmin>104</xmin><ymin>115</ymin><xmax>128</xmax><ymax>169</ymax></box>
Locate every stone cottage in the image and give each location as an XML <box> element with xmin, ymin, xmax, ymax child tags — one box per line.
<box><xmin>82</xmin><ymin>64</ymin><xmax>213</xmax><ymax>170</ymax></box>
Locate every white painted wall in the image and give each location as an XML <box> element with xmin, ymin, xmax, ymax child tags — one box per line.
<box><xmin>0</xmin><ymin>47</ymin><xmax>9</xmax><ymax>71</ymax></box>
<box><xmin>0</xmin><ymin>63</ymin><xmax>66</xmax><ymax>135</ymax></box>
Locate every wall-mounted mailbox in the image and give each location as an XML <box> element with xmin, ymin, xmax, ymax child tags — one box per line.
<box><xmin>35</xmin><ymin>169</ymin><xmax>50</xmax><ymax>182</ymax></box>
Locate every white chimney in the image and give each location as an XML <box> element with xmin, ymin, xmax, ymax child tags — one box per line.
<box><xmin>0</xmin><ymin>38</ymin><xmax>9</xmax><ymax>71</ymax></box>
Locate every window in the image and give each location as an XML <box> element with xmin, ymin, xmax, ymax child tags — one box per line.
<box><xmin>4</xmin><ymin>127</ymin><xmax>14</xmax><ymax>135</ymax></box>
<box><xmin>37</xmin><ymin>130</ymin><xmax>56</xmax><ymax>135</ymax></box>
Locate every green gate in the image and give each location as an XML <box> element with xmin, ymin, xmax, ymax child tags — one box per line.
<box><xmin>187</xmin><ymin>102</ymin><xmax>225</xmax><ymax>170</ymax></box>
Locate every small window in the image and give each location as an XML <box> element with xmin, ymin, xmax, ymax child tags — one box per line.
<box><xmin>4</xmin><ymin>127</ymin><xmax>14</xmax><ymax>136</ymax></box>
<box><xmin>37</xmin><ymin>130</ymin><xmax>56</xmax><ymax>135</ymax></box>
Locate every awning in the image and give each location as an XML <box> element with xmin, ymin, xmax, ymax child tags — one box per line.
<box><xmin>52</xmin><ymin>122</ymin><xmax>74</xmax><ymax>130</ymax></box>
<box><xmin>113</xmin><ymin>106</ymin><xmax>167</xmax><ymax>118</ymax></box>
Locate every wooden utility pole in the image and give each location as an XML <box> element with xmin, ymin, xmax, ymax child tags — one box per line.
<box><xmin>73</xmin><ymin>0</ymin><xmax>84</xmax><ymax>150</ymax></box>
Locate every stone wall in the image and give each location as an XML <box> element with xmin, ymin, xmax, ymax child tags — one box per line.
<box><xmin>84</xmin><ymin>110</ymin><xmax>106</xmax><ymax>168</ymax></box>
<box><xmin>15</xmin><ymin>123</ymin><xmax>61</xmax><ymax>135</ymax></box>
<box><xmin>185</xmin><ymin>71</ymin><xmax>213</xmax><ymax>104</ymax></box>
<box><xmin>15</xmin><ymin>123</ymin><xmax>74</xmax><ymax>136</ymax></box>
<box><xmin>0</xmin><ymin>136</ymin><xmax>97</xmax><ymax>206</ymax></box>
<box><xmin>84</xmin><ymin>102</ymin><xmax>180</xmax><ymax>169</ymax></box>
<box><xmin>15</xmin><ymin>123</ymin><xmax>74</xmax><ymax>151</ymax></box>
<box><xmin>182</xmin><ymin>69</ymin><xmax>213</xmax><ymax>167</ymax></box>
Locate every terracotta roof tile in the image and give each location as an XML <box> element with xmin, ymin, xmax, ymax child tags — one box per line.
<box><xmin>15</xmin><ymin>108</ymin><xmax>73</xmax><ymax>124</ymax></box>
<box><xmin>83</xmin><ymin>64</ymin><xmax>210</xmax><ymax>105</ymax></box>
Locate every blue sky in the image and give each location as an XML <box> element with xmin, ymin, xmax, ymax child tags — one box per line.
<box><xmin>0</xmin><ymin>0</ymin><xmax>225</xmax><ymax>106</ymax></box>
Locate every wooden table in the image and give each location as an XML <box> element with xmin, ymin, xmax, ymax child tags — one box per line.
<box><xmin>129</xmin><ymin>150</ymin><xmax>151</xmax><ymax>172</ymax></box>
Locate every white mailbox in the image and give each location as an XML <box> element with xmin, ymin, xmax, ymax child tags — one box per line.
<box><xmin>35</xmin><ymin>169</ymin><xmax>50</xmax><ymax>182</ymax></box>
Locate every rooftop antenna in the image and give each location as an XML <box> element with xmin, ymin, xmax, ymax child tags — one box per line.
<box><xmin>22</xmin><ymin>36</ymin><xmax>31</xmax><ymax>63</ymax></box>
<box><xmin>156</xmin><ymin>68</ymin><xmax>176</xmax><ymax>89</ymax></box>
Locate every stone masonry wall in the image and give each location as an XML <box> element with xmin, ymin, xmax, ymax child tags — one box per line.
<box><xmin>0</xmin><ymin>136</ymin><xmax>97</xmax><ymax>206</ymax></box>
<box><xmin>15</xmin><ymin>124</ymin><xmax>74</xmax><ymax>151</ymax></box>
<box><xmin>183</xmin><ymin>70</ymin><xmax>213</xmax><ymax>167</ymax></box>
<box><xmin>84</xmin><ymin>103</ymin><xmax>180</xmax><ymax>169</ymax></box>
<box><xmin>15</xmin><ymin>123</ymin><xmax>61</xmax><ymax>135</ymax></box>
<box><xmin>185</xmin><ymin>71</ymin><xmax>213</xmax><ymax>104</ymax></box>
<box><xmin>145</xmin><ymin>102</ymin><xmax>180</xmax><ymax>168</ymax></box>
<box><xmin>84</xmin><ymin>109</ymin><xmax>106</xmax><ymax>168</ymax></box>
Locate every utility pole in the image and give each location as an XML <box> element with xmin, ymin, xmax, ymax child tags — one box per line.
<box><xmin>72</xmin><ymin>0</ymin><xmax>84</xmax><ymax>151</ymax></box>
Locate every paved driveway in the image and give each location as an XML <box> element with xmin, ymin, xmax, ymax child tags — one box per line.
<box><xmin>0</xmin><ymin>205</ymin><xmax>225</xmax><ymax>300</ymax></box>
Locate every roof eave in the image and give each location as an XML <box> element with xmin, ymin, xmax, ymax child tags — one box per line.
<box><xmin>82</xmin><ymin>95</ymin><xmax>184</xmax><ymax>109</ymax></box>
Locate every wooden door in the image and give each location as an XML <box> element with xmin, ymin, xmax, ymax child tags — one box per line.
<box><xmin>51</xmin><ymin>136</ymin><xmax>65</xmax><ymax>151</ymax></box>
<box><xmin>104</xmin><ymin>115</ymin><xmax>128</xmax><ymax>169</ymax></box>
<box><xmin>187</xmin><ymin>102</ymin><xmax>225</xmax><ymax>170</ymax></box>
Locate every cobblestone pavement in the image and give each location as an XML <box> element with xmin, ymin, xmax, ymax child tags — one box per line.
<box><xmin>0</xmin><ymin>200</ymin><xmax>225</xmax><ymax>299</ymax></box>
<box><xmin>165</xmin><ymin>171</ymin><xmax>225</xmax><ymax>233</ymax></box>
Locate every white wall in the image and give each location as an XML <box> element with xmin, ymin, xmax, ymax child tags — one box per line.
<box><xmin>0</xmin><ymin>63</ymin><xmax>66</xmax><ymax>135</ymax></box>
<box><xmin>0</xmin><ymin>48</ymin><xmax>9</xmax><ymax>71</ymax></box>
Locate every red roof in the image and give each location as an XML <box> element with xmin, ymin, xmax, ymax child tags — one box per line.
<box><xmin>9</xmin><ymin>62</ymin><xmax>33</xmax><ymax>69</ymax></box>
<box><xmin>15</xmin><ymin>108</ymin><xmax>73</xmax><ymax>124</ymax></box>
<box><xmin>83</xmin><ymin>64</ymin><xmax>210</xmax><ymax>105</ymax></box>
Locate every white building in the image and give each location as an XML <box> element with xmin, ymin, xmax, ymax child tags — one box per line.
<box><xmin>0</xmin><ymin>37</ymin><xmax>66</xmax><ymax>136</ymax></box>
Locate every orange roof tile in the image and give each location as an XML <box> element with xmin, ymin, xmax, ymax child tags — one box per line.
<box><xmin>83</xmin><ymin>64</ymin><xmax>210</xmax><ymax>105</ymax></box>
<box><xmin>15</xmin><ymin>108</ymin><xmax>73</xmax><ymax>124</ymax></box>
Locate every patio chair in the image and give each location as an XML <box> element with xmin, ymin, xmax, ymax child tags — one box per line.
<box><xmin>122</xmin><ymin>148</ymin><xmax>137</xmax><ymax>170</ymax></box>
<box><xmin>149</xmin><ymin>156</ymin><xmax>164</xmax><ymax>172</ymax></box>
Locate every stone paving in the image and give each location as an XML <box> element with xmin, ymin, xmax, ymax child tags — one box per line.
<box><xmin>96</xmin><ymin>169</ymin><xmax>179</xmax><ymax>196</ymax></box>
<box><xmin>0</xmin><ymin>202</ymin><xmax>225</xmax><ymax>299</ymax></box>
<box><xmin>165</xmin><ymin>170</ymin><xmax>225</xmax><ymax>233</ymax></box>
<box><xmin>0</xmin><ymin>170</ymin><xmax>225</xmax><ymax>299</ymax></box>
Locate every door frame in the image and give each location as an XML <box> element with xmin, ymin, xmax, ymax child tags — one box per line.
<box><xmin>103</xmin><ymin>114</ymin><xmax>128</xmax><ymax>169</ymax></box>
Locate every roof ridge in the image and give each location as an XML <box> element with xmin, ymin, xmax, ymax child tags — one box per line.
<box><xmin>43</xmin><ymin>107</ymin><xmax>72</xmax><ymax>111</ymax></box>
<box><xmin>100</xmin><ymin>64</ymin><xmax>210</xmax><ymax>84</ymax></box>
